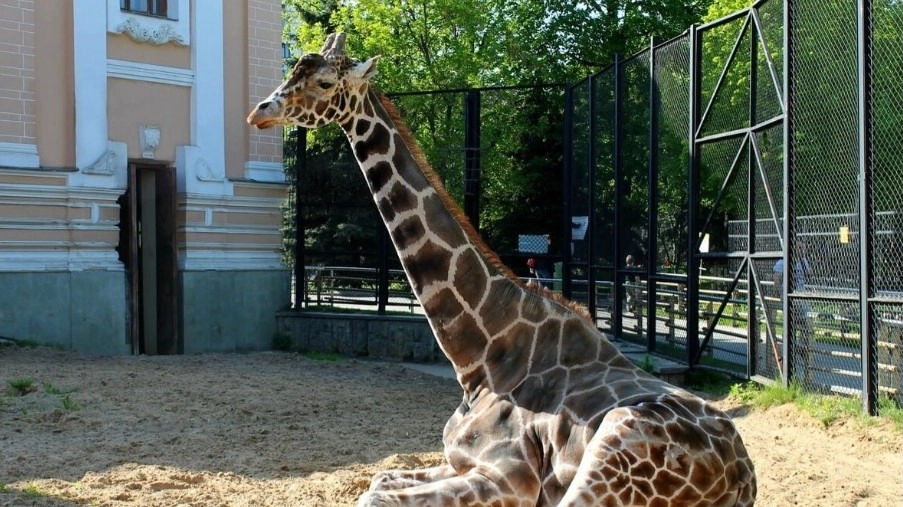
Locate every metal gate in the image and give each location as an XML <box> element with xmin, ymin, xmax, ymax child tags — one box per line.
<box><xmin>688</xmin><ymin>3</ymin><xmax>786</xmax><ymax>380</ymax></box>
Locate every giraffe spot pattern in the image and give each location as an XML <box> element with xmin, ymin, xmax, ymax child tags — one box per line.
<box><xmin>390</xmin><ymin>215</ymin><xmax>426</xmax><ymax>252</ymax></box>
<box><xmin>558</xmin><ymin>319</ymin><xmax>600</xmax><ymax>367</ymax></box>
<box><xmin>314</xmin><ymin>99</ymin><xmax>329</xmax><ymax>117</ymax></box>
<box><xmin>378</xmin><ymin>181</ymin><xmax>419</xmax><ymax>224</ymax></box>
<box><xmin>420</xmin><ymin>193</ymin><xmax>467</xmax><ymax>247</ymax></box>
<box><xmin>391</xmin><ymin>134</ymin><xmax>431</xmax><ymax>192</ymax></box>
<box><xmin>404</xmin><ymin>240</ymin><xmax>452</xmax><ymax>295</ymax></box>
<box><xmin>365</xmin><ymin>161</ymin><xmax>393</xmax><ymax>195</ymax></box>
<box><xmin>484</xmin><ymin>322</ymin><xmax>535</xmax><ymax>393</ymax></box>
<box><xmin>480</xmin><ymin>279</ymin><xmax>523</xmax><ymax>337</ymax></box>
<box><xmin>528</xmin><ymin>319</ymin><xmax>564</xmax><ymax>374</ymax></box>
<box><xmin>354</xmin><ymin>122</ymin><xmax>391</xmax><ymax>162</ymax></box>
<box><xmin>354</xmin><ymin>118</ymin><xmax>371</xmax><ymax>137</ymax></box>
<box><xmin>454</xmin><ymin>249</ymin><xmax>488</xmax><ymax>309</ymax></box>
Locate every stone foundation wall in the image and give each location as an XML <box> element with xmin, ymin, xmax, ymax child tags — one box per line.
<box><xmin>276</xmin><ymin>311</ymin><xmax>448</xmax><ymax>364</ymax></box>
<box><xmin>181</xmin><ymin>269</ymin><xmax>291</xmax><ymax>353</ymax></box>
<box><xmin>0</xmin><ymin>271</ymin><xmax>130</xmax><ymax>354</ymax></box>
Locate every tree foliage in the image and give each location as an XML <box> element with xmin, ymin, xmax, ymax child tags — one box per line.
<box><xmin>281</xmin><ymin>0</ymin><xmax>715</xmax><ymax>265</ymax></box>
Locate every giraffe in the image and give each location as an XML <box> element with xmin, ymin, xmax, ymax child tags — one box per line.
<box><xmin>248</xmin><ymin>33</ymin><xmax>756</xmax><ymax>507</ymax></box>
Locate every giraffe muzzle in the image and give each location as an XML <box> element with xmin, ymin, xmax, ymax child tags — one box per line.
<box><xmin>247</xmin><ymin>103</ymin><xmax>281</xmax><ymax>129</ymax></box>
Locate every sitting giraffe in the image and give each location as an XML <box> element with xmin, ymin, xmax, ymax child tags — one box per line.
<box><xmin>248</xmin><ymin>33</ymin><xmax>756</xmax><ymax>507</ymax></box>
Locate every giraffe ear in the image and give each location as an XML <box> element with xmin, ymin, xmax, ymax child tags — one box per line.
<box><xmin>350</xmin><ymin>56</ymin><xmax>380</xmax><ymax>80</ymax></box>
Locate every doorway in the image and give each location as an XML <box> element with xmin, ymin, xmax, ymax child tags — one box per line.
<box><xmin>119</xmin><ymin>162</ymin><xmax>179</xmax><ymax>355</ymax></box>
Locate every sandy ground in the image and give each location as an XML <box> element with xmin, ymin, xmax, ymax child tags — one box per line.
<box><xmin>0</xmin><ymin>346</ymin><xmax>900</xmax><ymax>507</ymax></box>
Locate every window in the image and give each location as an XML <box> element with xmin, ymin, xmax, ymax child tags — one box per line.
<box><xmin>120</xmin><ymin>0</ymin><xmax>173</xmax><ymax>19</ymax></box>
<box><xmin>109</xmin><ymin>0</ymin><xmax>189</xmax><ymax>45</ymax></box>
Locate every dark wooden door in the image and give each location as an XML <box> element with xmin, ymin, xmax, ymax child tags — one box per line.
<box><xmin>154</xmin><ymin>166</ymin><xmax>179</xmax><ymax>354</ymax></box>
<box><xmin>127</xmin><ymin>164</ymin><xmax>141</xmax><ymax>354</ymax></box>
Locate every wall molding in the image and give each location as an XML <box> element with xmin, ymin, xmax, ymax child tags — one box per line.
<box><xmin>0</xmin><ymin>249</ymin><xmax>123</xmax><ymax>272</ymax></box>
<box><xmin>107</xmin><ymin>59</ymin><xmax>194</xmax><ymax>87</ymax></box>
<box><xmin>244</xmin><ymin>161</ymin><xmax>286</xmax><ymax>183</ymax></box>
<box><xmin>0</xmin><ymin>181</ymin><xmax>122</xmax><ymax>202</ymax></box>
<box><xmin>179</xmin><ymin>249</ymin><xmax>286</xmax><ymax>271</ymax></box>
<box><xmin>0</xmin><ymin>142</ymin><xmax>40</xmax><ymax>169</ymax></box>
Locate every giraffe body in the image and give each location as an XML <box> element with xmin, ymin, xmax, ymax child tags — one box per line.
<box><xmin>248</xmin><ymin>33</ymin><xmax>756</xmax><ymax>507</ymax></box>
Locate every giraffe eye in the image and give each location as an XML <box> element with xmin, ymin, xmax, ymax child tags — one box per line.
<box><xmin>319</xmin><ymin>81</ymin><xmax>334</xmax><ymax>90</ymax></box>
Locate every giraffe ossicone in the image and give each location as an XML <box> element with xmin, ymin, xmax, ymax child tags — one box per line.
<box><xmin>249</xmin><ymin>33</ymin><xmax>756</xmax><ymax>507</ymax></box>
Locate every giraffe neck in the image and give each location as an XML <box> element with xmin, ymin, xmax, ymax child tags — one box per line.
<box><xmin>340</xmin><ymin>89</ymin><xmax>537</xmax><ymax>391</ymax></box>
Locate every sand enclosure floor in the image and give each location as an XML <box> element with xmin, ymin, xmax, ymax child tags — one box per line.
<box><xmin>1</xmin><ymin>347</ymin><xmax>900</xmax><ymax>506</ymax></box>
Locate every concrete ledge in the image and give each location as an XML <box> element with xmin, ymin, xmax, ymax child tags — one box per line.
<box><xmin>613</xmin><ymin>340</ymin><xmax>689</xmax><ymax>386</ymax></box>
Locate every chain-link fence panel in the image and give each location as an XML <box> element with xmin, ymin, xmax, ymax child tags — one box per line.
<box><xmin>591</xmin><ymin>69</ymin><xmax>617</xmax><ymax>329</ymax></box>
<box><xmin>754</xmin><ymin>258</ymin><xmax>783</xmax><ymax>380</ymax></box>
<box><xmin>392</xmin><ymin>92</ymin><xmax>467</xmax><ymax>204</ymax></box>
<box><xmin>621</xmin><ymin>52</ymin><xmax>652</xmax><ymax>262</ymax></box>
<box><xmin>476</xmin><ymin>87</ymin><xmax>566</xmax><ymax>275</ymax></box>
<box><xmin>591</xmin><ymin>68</ymin><xmax>617</xmax><ymax>268</ymax></box>
<box><xmin>876</xmin><ymin>303</ymin><xmax>903</xmax><ymax>406</ymax></box>
<box><xmin>653</xmin><ymin>35</ymin><xmax>691</xmax><ymax>272</ymax></box>
<box><xmin>788</xmin><ymin>0</ymin><xmax>861</xmax><ymax>395</ymax></box>
<box><xmin>698</xmin><ymin>16</ymin><xmax>751</xmax><ymax>140</ymax></box>
<box><xmin>568</xmin><ymin>78</ymin><xmax>593</xmax><ymax>311</ymax></box>
<box><xmin>788</xmin><ymin>299</ymin><xmax>863</xmax><ymax>395</ymax></box>
<box><xmin>652</xmin><ymin>35</ymin><xmax>691</xmax><ymax>363</ymax></box>
<box><xmin>754</xmin><ymin>0</ymin><xmax>784</xmax><ymax>127</ymax></box>
<box><xmin>870</xmin><ymin>2</ymin><xmax>903</xmax><ymax>410</ymax></box>
<box><xmin>790</xmin><ymin>0</ymin><xmax>860</xmax><ymax>299</ymax></box>
<box><xmin>618</xmin><ymin>51</ymin><xmax>652</xmax><ymax>346</ymax></box>
<box><xmin>871</xmin><ymin>3</ymin><xmax>903</xmax><ymax>296</ymax></box>
<box><xmin>290</xmin><ymin>129</ymin><xmax>391</xmax><ymax>310</ymax></box>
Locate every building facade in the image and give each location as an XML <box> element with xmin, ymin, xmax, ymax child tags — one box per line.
<box><xmin>0</xmin><ymin>0</ymin><xmax>289</xmax><ymax>354</ymax></box>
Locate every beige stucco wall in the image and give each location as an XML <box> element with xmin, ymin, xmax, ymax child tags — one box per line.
<box><xmin>107</xmin><ymin>34</ymin><xmax>190</xmax><ymax>69</ymax></box>
<box><xmin>5</xmin><ymin>1</ymin><xmax>285</xmax><ymax>251</ymax></box>
<box><xmin>107</xmin><ymin>79</ymin><xmax>191</xmax><ymax>162</ymax></box>
<box><xmin>34</xmin><ymin>1</ymin><xmax>75</xmax><ymax>168</ymax></box>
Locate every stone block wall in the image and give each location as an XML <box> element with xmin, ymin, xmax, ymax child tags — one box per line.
<box><xmin>276</xmin><ymin>311</ymin><xmax>448</xmax><ymax>364</ymax></box>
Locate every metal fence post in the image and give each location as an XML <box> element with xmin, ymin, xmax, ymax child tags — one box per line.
<box><xmin>293</xmin><ymin>127</ymin><xmax>307</xmax><ymax>309</ymax></box>
<box><xmin>378</xmin><ymin>225</ymin><xmax>389</xmax><ymax>314</ymax></box>
<box><xmin>687</xmin><ymin>26</ymin><xmax>702</xmax><ymax>365</ymax></box>
<box><xmin>562</xmin><ymin>85</ymin><xmax>575</xmax><ymax>298</ymax></box>
<box><xmin>647</xmin><ymin>39</ymin><xmax>660</xmax><ymax>352</ymax></box>
<box><xmin>747</xmin><ymin>13</ymin><xmax>760</xmax><ymax>379</ymax></box>
<box><xmin>587</xmin><ymin>74</ymin><xmax>598</xmax><ymax>320</ymax></box>
<box><xmin>781</xmin><ymin>0</ymin><xmax>794</xmax><ymax>387</ymax></box>
<box><xmin>613</xmin><ymin>54</ymin><xmax>625</xmax><ymax>337</ymax></box>
<box><xmin>464</xmin><ymin>89</ymin><xmax>482</xmax><ymax>233</ymax></box>
<box><xmin>857</xmin><ymin>0</ymin><xmax>877</xmax><ymax>415</ymax></box>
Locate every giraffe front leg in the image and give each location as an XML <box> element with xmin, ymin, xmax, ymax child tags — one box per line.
<box><xmin>357</xmin><ymin>469</ymin><xmax>538</xmax><ymax>507</ymax></box>
<box><xmin>367</xmin><ymin>464</ymin><xmax>457</xmax><ymax>492</ymax></box>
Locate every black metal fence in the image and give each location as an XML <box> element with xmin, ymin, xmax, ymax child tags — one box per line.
<box><xmin>566</xmin><ymin>0</ymin><xmax>903</xmax><ymax>414</ymax></box>
<box><xmin>283</xmin><ymin>0</ymin><xmax>903</xmax><ymax>414</ymax></box>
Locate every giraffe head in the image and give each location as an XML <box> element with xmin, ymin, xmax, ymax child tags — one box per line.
<box><xmin>247</xmin><ymin>33</ymin><xmax>379</xmax><ymax>129</ymax></box>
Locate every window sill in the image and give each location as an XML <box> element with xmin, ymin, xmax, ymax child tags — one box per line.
<box><xmin>120</xmin><ymin>9</ymin><xmax>175</xmax><ymax>21</ymax></box>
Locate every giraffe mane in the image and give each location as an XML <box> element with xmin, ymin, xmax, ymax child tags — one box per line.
<box><xmin>377</xmin><ymin>94</ymin><xmax>593</xmax><ymax>323</ymax></box>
